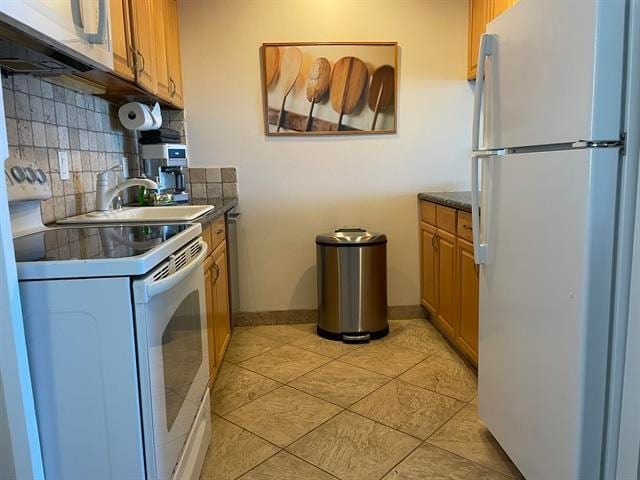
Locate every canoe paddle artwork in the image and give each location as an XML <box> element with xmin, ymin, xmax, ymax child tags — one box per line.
<box><xmin>262</xmin><ymin>43</ymin><xmax>397</xmax><ymax>135</ymax></box>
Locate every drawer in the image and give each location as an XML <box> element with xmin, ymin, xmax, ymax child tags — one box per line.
<box><xmin>457</xmin><ymin>211</ymin><xmax>474</xmax><ymax>243</ymax></box>
<box><xmin>210</xmin><ymin>217</ymin><xmax>226</xmax><ymax>252</ymax></box>
<box><xmin>420</xmin><ymin>201</ymin><xmax>437</xmax><ymax>225</ymax></box>
<box><xmin>436</xmin><ymin>205</ymin><xmax>457</xmax><ymax>235</ymax></box>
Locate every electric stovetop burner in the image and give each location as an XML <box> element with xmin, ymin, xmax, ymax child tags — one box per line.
<box><xmin>14</xmin><ymin>224</ymin><xmax>192</xmax><ymax>263</ymax></box>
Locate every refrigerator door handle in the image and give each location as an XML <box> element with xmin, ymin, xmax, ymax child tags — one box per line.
<box><xmin>471</xmin><ymin>154</ymin><xmax>488</xmax><ymax>264</ymax></box>
<box><xmin>472</xmin><ymin>34</ymin><xmax>495</xmax><ymax>151</ymax></box>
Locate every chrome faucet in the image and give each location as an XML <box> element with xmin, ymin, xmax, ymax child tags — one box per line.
<box><xmin>96</xmin><ymin>166</ymin><xmax>158</xmax><ymax>211</ymax></box>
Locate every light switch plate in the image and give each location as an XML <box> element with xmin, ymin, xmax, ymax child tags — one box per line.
<box><xmin>58</xmin><ymin>151</ymin><xmax>70</xmax><ymax>180</ymax></box>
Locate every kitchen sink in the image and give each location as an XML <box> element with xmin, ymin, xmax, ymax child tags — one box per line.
<box><xmin>57</xmin><ymin>205</ymin><xmax>214</xmax><ymax>224</ymax></box>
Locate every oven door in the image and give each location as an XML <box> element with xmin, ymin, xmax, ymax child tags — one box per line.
<box><xmin>133</xmin><ymin>238</ymin><xmax>210</xmax><ymax>480</ymax></box>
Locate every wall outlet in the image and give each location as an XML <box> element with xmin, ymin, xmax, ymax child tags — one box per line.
<box><xmin>58</xmin><ymin>151</ymin><xmax>70</xmax><ymax>180</ymax></box>
<box><xmin>121</xmin><ymin>156</ymin><xmax>129</xmax><ymax>179</ymax></box>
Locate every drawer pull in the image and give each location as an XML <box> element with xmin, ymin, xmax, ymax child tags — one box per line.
<box><xmin>216</xmin><ymin>229</ymin><xmax>224</xmax><ymax>235</ymax></box>
<box><xmin>462</xmin><ymin>224</ymin><xmax>472</xmax><ymax>230</ymax></box>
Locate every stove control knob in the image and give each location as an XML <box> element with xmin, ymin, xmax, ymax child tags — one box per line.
<box><xmin>10</xmin><ymin>166</ymin><xmax>26</xmax><ymax>183</ymax></box>
<box><xmin>24</xmin><ymin>167</ymin><xmax>37</xmax><ymax>183</ymax></box>
<box><xmin>35</xmin><ymin>168</ymin><xmax>47</xmax><ymax>184</ymax></box>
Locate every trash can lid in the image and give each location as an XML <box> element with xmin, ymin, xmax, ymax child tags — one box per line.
<box><xmin>316</xmin><ymin>228</ymin><xmax>387</xmax><ymax>246</ymax></box>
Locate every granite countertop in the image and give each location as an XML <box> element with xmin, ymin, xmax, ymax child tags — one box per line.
<box><xmin>194</xmin><ymin>198</ymin><xmax>238</xmax><ymax>226</ymax></box>
<box><xmin>418</xmin><ymin>191</ymin><xmax>472</xmax><ymax>212</ymax></box>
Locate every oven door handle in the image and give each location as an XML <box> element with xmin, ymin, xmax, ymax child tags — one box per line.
<box><xmin>145</xmin><ymin>239</ymin><xmax>208</xmax><ymax>300</ymax></box>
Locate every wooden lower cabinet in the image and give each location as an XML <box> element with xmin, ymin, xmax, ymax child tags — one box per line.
<box><xmin>420</xmin><ymin>222</ymin><xmax>437</xmax><ymax>314</ymax></box>
<box><xmin>419</xmin><ymin>200</ymin><xmax>479</xmax><ymax>365</ymax></box>
<box><xmin>456</xmin><ymin>238</ymin><xmax>479</xmax><ymax>361</ymax></box>
<box><xmin>204</xmin><ymin>254</ymin><xmax>217</xmax><ymax>378</ymax></box>
<box><xmin>212</xmin><ymin>243</ymin><xmax>231</xmax><ymax>365</ymax></box>
<box><xmin>203</xmin><ymin>221</ymin><xmax>231</xmax><ymax>383</ymax></box>
<box><xmin>435</xmin><ymin>229</ymin><xmax>457</xmax><ymax>338</ymax></box>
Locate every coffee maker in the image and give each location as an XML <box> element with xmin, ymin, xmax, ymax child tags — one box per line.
<box><xmin>141</xmin><ymin>144</ymin><xmax>189</xmax><ymax>203</ymax></box>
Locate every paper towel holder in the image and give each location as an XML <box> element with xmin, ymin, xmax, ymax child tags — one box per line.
<box><xmin>118</xmin><ymin>101</ymin><xmax>162</xmax><ymax>131</ymax></box>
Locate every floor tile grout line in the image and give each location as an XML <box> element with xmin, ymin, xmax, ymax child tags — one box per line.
<box><xmin>239</xmin><ymin>353</ymin><xmax>334</xmax><ymax>385</ymax></box>
<box><xmin>344</xmin><ymin>380</ymin><xmax>471</xmax><ymax>440</ymax></box>
<box><xmin>423</xmin><ymin>439</ymin><xmax>518</xmax><ymax>479</ymax></box>
<box><xmin>224</xmin><ymin>323</ymin><xmax>473</xmax><ymax>413</ymax></box>
<box><xmin>219</xmin><ymin>321</ymin><xmax>490</xmax><ymax>477</ymax></box>
<box><xmin>235</xmin><ymin>448</ymin><xmax>342</xmax><ymax>480</ymax></box>
<box><xmin>280</xmin><ymin>406</ymin><xmax>346</xmax><ymax>449</ymax></box>
<box><xmin>285</xmin><ymin>371</ymin><xmax>396</xmax><ymax>411</ymax></box>
<box><xmin>281</xmin><ymin>449</ymin><xmax>343</xmax><ymax>479</ymax></box>
<box><xmin>229</xmin><ymin>448</ymin><xmax>283</xmax><ymax>480</ymax></box>
<box><xmin>283</xmin><ymin>372</ymin><xmax>466</xmax><ymax>445</ymax></box>
<box><xmin>421</xmin><ymin>395</ymin><xmax>471</xmax><ymax>442</ymax></box>
<box><xmin>280</xmin><ymin>408</ymin><xmax>427</xmax><ymax>479</ymax></box>
<box><xmin>394</xmin><ymin>376</ymin><xmax>476</xmax><ymax>404</ymax></box>
<box><xmin>213</xmin><ymin>412</ymin><xmax>291</xmax><ymax>453</ymax></box>
<box><xmin>418</xmin><ymin>400</ymin><xmax>520</xmax><ymax>479</ymax></box>
<box><xmin>375</xmin><ymin>436</ymin><xmax>425</xmax><ymax>480</ymax></box>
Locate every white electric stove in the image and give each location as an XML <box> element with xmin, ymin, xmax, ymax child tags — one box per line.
<box><xmin>7</xmin><ymin>157</ymin><xmax>212</xmax><ymax>480</ymax></box>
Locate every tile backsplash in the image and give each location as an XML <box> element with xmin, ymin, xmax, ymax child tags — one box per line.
<box><xmin>2</xmin><ymin>72</ymin><xmax>237</xmax><ymax>225</ymax></box>
<box><xmin>188</xmin><ymin>167</ymin><xmax>238</xmax><ymax>208</ymax></box>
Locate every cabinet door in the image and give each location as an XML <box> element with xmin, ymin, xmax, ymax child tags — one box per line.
<box><xmin>467</xmin><ymin>0</ymin><xmax>490</xmax><ymax>79</ymax></box>
<box><xmin>109</xmin><ymin>0</ymin><xmax>135</xmax><ymax>80</ymax></box>
<box><xmin>150</xmin><ymin>0</ymin><xmax>171</xmax><ymax>101</ymax></box>
<box><xmin>213</xmin><ymin>244</ymin><xmax>231</xmax><ymax>364</ymax></box>
<box><xmin>436</xmin><ymin>229</ymin><xmax>457</xmax><ymax>338</ymax></box>
<box><xmin>164</xmin><ymin>0</ymin><xmax>184</xmax><ymax>108</ymax></box>
<box><xmin>420</xmin><ymin>222</ymin><xmax>438</xmax><ymax>315</ymax></box>
<box><xmin>490</xmin><ymin>0</ymin><xmax>514</xmax><ymax>20</ymax></box>
<box><xmin>204</xmin><ymin>255</ymin><xmax>217</xmax><ymax>381</ymax></box>
<box><xmin>130</xmin><ymin>0</ymin><xmax>157</xmax><ymax>94</ymax></box>
<box><xmin>457</xmin><ymin>238</ymin><xmax>479</xmax><ymax>364</ymax></box>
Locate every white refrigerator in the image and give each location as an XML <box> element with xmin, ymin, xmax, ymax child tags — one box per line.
<box><xmin>471</xmin><ymin>1</ymin><xmax>639</xmax><ymax>479</ymax></box>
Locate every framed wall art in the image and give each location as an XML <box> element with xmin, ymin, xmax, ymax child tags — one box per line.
<box><xmin>261</xmin><ymin>42</ymin><xmax>398</xmax><ymax>136</ymax></box>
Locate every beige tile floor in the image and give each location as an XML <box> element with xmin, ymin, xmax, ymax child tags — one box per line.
<box><xmin>201</xmin><ymin>319</ymin><xmax>522</xmax><ymax>480</ymax></box>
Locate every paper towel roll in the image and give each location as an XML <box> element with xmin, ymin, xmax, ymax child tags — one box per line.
<box><xmin>118</xmin><ymin>102</ymin><xmax>163</xmax><ymax>131</ymax></box>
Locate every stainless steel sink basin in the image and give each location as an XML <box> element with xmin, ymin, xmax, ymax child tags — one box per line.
<box><xmin>57</xmin><ymin>205</ymin><xmax>214</xmax><ymax>224</ymax></box>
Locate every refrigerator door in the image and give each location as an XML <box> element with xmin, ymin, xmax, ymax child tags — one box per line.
<box><xmin>476</xmin><ymin>0</ymin><xmax>626</xmax><ymax>150</ymax></box>
<box><xmin>478</xmin><ymin>147</ymin><xmax>619</xmax><ymax>480</ymax></box>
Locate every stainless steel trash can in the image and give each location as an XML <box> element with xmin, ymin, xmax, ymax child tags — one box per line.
<box><xmin>316</xmin><ymin>228</ymin><xmax>388</xmax><ymax>342</ymax></box>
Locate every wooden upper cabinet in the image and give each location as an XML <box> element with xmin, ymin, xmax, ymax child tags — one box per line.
<box><xmin>491</xmin><ymin>0</ymin><xmax>513</xmax><ymax>19</ymax></box>
<box><xmin>163</xmin><ymin>0</ymin><xmax>185</xmax><ymax>108</ymax></box>
<box><xmin>420</xmin><ymin>222</ymin><xmax>438</xmax><ymax>315</ymax></box>
<box><xmin>151</xmin><ymin>0</ymin><xmax>172</xmax><ymax>102</ymax></box>
<box><xmin>457</xmin><ymin>238</ymin><xmax>479</xmax><ymax>363</ymax></box>
<box><xmin>467</xmin><ymin>0</ymin><xmax>518</xmax><ymax>79</ymax></box>
<box><xmin>110</xmin><ymin>0</ymin><xmax>135</xmax><ymax>81</ymax></box>
<box><xmin>468</xmin><ymin>0</ymin><xmax>490</xmax><ymax>79</ymax></box>
<box><xmin>130</xmin><ymin>0</ymin><xmax>157</xmax><ymax>94</ymax></box>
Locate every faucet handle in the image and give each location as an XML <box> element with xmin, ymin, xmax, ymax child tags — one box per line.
<box><xmin>97</xmin><ymin>165</ymin><xmax>123</xmax><ymax>186</ymax></box>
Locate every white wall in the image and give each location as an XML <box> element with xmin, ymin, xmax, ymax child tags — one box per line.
<box><xmin>179</xmin><ymin>0</ymin><xmax>473</xmax><ymax>312</ymax></box>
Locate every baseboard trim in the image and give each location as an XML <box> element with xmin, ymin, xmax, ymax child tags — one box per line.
<box><xmin>233</xmin><ymin>305</ymin><xmax>425</xmax><ymax>327</ymax></box>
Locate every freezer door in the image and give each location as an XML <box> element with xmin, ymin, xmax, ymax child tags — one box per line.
<box><xmin>478</xmin><ymin>147</ymin><xmax>619</xmax><ymax>480</ymax></box>
<box><xmin>477</xmin><ymin>0</ymin><xmax>625</xmax><ymax>150</ymax></box>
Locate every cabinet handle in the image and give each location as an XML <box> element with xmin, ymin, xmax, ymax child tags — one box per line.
<box><xmin>462</xmin><ymin>224</ymin><xmax>473</xmax><ymax>230</ymax></box>
<box><xmin>128</xmin><ymin>45</ymin><xmax>137</xmax><ymax>70</ymax></box>
<box><xmin>170</xmin><ymin>78</ymin><xmax>177</xmax><ymax>97</ymax></box>
<box><xmin>216</xmin><ymin>229</ymin><xmax>224</xmax><ymax>235</ymax></box>
<box><xmin>432</xmin><ymin>233</ymin><xmax>439</xmax><ymax>250</ymax></box>
<box><xmin>137</xmin><ymin>50</ymin><xmax>146</xmax><ymax>73</ymax></box>
<box><xmin>213</xmin><ymin>263</ymin><xmax>220</xmax><ymax>281</ymax></box>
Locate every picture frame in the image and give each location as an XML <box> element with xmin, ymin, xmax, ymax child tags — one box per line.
<box><xmin>260</xmin><ymin>42</ymin><xmax>398</xmax><ymax>136</ymax></box>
